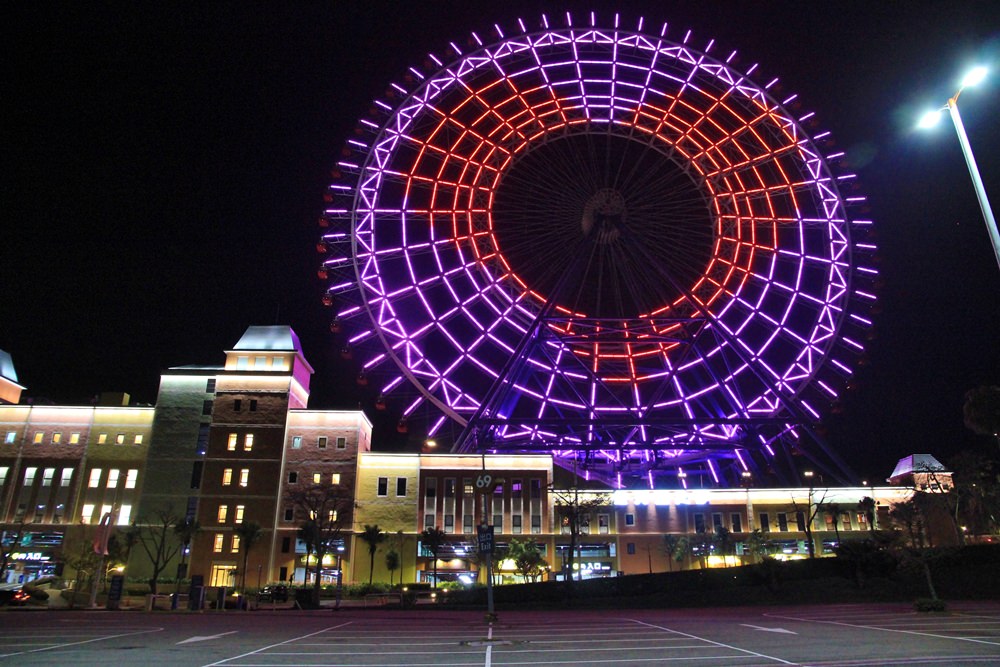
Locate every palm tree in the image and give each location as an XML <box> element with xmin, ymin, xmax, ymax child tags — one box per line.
<box><xmin>385</xmin><ymin>549</ymin><xmax>400</xmax><ymax>588</ymax></box>
<box><xmin>359</xmin><ymin>524</ymin><xmax>386</xmax><ymax>585</ymax></box>
<box><xmin>420</xmin><ymin>526</ymin><xmax>446</xmax><ymax>589</ymax></box>
<box><xmin>234</xmin><ymin>521</ymin><xmax>264</xmax><ymax>595</ymax></box>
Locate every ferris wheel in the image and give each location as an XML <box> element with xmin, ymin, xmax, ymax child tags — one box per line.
<box><xmin>318</xmin><ymin>13</ymin><xmax>878</xmax><ymax>487</ymax></box>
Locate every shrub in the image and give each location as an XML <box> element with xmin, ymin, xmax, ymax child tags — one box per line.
<box><xmin>914</xmin><ymin>597</ymin><xmax>947</xmax><ymax>612</ymax></box>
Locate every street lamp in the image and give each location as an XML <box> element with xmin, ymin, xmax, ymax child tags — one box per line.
<box><xmin>918</xmin><ymin>66</ymin><xmax>1000</xmax><ymax>273</ymax></box>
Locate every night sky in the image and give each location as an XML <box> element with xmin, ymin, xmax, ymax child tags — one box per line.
<box><xmin>5</xmin><ymin>2</ymin><xmax>999</xmax><ymax>480</ymax></box>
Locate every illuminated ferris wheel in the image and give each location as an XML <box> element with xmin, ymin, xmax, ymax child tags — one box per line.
<box><xmin>318</xmin><ymin>13</ymin><xmax>878</xmax><ymax>487</ymax></box>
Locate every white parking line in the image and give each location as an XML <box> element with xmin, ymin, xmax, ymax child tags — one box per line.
<box><xmin>0</xmin><ymin>626</ymin><xmax>163</xmax><ymax>659</ymax></box>
<box><xmin>200</xmin><ymin>621</ymin><xmax>354</xmax><ymax>667</ymax></box>
<box><xmin>764</xmin><ymin>611</ymin><xmax>1000</xmax><ymax>647</ymax></box>
<box><xmin>629</xmin><ymin>619</ymin><xmax>800</xmax><ymax>665</ymax></box>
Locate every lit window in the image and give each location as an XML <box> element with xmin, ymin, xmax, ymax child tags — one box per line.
<box><xmin>328</xmin><ymin>509</ymin><xmax>338</xmax><ymax>523</ymax></box>
<box><xmin>23</xmin><ymin>467</ymin><xmax>37</xmax><ymax>485</ymax></box>
<box><xmin>81</xmin><ymin>504</ymin><xmax>95</xmax><ymax>524</ymax></box>
<box><xmin>134</xmin><ymin>434</ymin><xmax>143</xmax><ymax>445</ymax></box>
<box><xmin>59</xmin><ymin>469</ymin><xmax>73</xmax><ymax>486</ymax></box>
<box><xmin>115</xmin><ymin>433</ymin><xmax>125</xmax><ymax>445</ymax></box>
<box><xmin>237</xmin><ymin>355</ymin><xmax>248</xmax><ymax>369</ymax></box>
<box><xmin>118</xmin><ymin>504</ymin><xmax>132</xmax><ymax>525</ymax></box>
<box><xmin>52</xmin><ymin>432</ymin><xmax>62</xmax><ymax>444</ymax></box>
<box><xmin>125</xmin><ymin>469</ymin><xmax>138</xmax><ymax>489</ymax></box>
<box><xmin>244</xmin><ymin>434</ymin><xmax>253</xmax><ymax>451</ymax></box>
<box><xmin>272</xmin><ymin>356</ymin><xmax>285</xmax><ymax>369</ymax></box>
<box><xmin>239</xmin><ymin>469</ymin><xmax>249</xmax><ymax>487</ymax></box>
<box><xmin>100</xmin><ymin>504</ymin><xmax>113</xmax><ymax>522</ymax></box>
<box><xmin>312</xmin><ymin>472</ymin><xmax>321</xmax><ymax>484</ymax></box>
<box><xmin>292</xmin><ymin>436</ymin><xmax>302</xmax><ymax>449</ymax></box>
<box><xmin>331</xmin><ymin>473</ymin><xmax>341</xmax><ymax>485</ymax></box>
<box><xmin>232</xmin><ymin>534</ymin><xmax>241</xmax><ymax>552</ymax></box>
<box><xmin>377</xmin><ymin>477</ymin><xmax>388</xmax><ymax>496</ymax></box>
<box><xmin>213</xmin><ymin>534</ymin><xmax>224</xmax><ymax>552</ymax></box>
<box><xmin>336</xmin><ymin>437</ymin><xmax>346</xmax><ymax>449</ymax></box>
<box><xmin>227</xmin><ymin>433</ymin><xmax>238</xmax><ymax>451</ymax></box>
<box><xmin>98</xmin><ymin>433</ymin><xmax>108</xmax><ymax>444</ymax></box>
<box><xmin>235</xmin><ymin>505</ymin><xmax>245</xmax><ymax>524</ymax></box>
<box><xmin>42</xmin><ymin>468</ymin><xmax>55</xmax><ymax>486</ymax></box>
<box><xmin>0</xmin><ymin>467</ymin><xmax>8</xmax><ymax>485</ymax></box>
<box><xmin>89</xmin><ymin>468</ymin><xmax>102</xmax><ymax>488</ymax></box>
<box><xmin>4</xmin><ymin>432</ymin><xmax>15</xmax><ymax>444</ymax></box>
<box><xmin>70</xmin><ymin>433</ymin><xmax>80</xmax><ymax>444</ymax></box>
<box><xmin>254</xmin><ymin>355</ymin><xmax>267</xmax><ymax>368</ymax></box>
<box><xmin>107</xmin><ymin>469</ymin><xmax>120</xmax><ymax>488</ymax></box>
<box><xmin>222</xmin><ymin>468</ymin><xmax>233</xmax><ymax>486</ymax></box>
<box><xmin>318</xmin><ymin>436</ymin><xmax>328</xmax><ymax>449</ymax></box>
<box><xmin>218</xmin><ymin>505</ymin><xmax>228</xmax><ymax>523</ymax></box>
<box><xmin>33</xmin><ymin>433</ymin><xmax>44</xmax><ymax>444</ymax></box>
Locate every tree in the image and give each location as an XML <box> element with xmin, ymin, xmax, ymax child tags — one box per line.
<box><xmin>551</xmin><ymin>486</ymin><xmax>611</xmax><ymax>583</ymax></box>
<box><xmin>859</xmin><ymin>497</ymin><xmax>877</xmax><ymax>531</ymax></box>
<box><xmin>0</xmin><ymin>520</ymin><xmax>28</xmax><ymax>584</ymax></box>
<box><xmin>420</xmin><ymin>526</ymin><xmax>446</xmax><ymax>589</ymax></box>
<box><xmin>791</xmin><ymin>488</ymin><xmax>828</xmax><ymax>558</ymax></box>
<box><xmin>171</xmin><ymin>518</ymin><xmax>199</xmax><ymax>597</ymax></box>
<box><xmin>136</xmin><ymin>509</ymin><xmax>183</xmax><ymax>594</ymax></box>
<box><xmin>714</xmin><ymin>526</ymin><xmax>734</xmax><ymax>567</ymax></box>
<box><xmin>745</xmin><ymin>529</ymin><xmax>768</xmax><ymax>564</ymax></box>
<box><xmin>948</xmin><ymin>451</ymin><xmax>1000</xmax><ymax>538</ymax></box>
<box><xmin>827</xmin><ymin>504</ymin><xmax>842</xmax><ymax>546</ymax></box>
<box><xmin>508</xmin><ymin>539</ymin><xmax>547</xmax><ymax>582</ymax></box>
<box><xmin>963</xmin><ymin>385</ymin><xmax>1000</xmax><ymax>449</ymax></box>
<box><xmin>662</xmin><ymin>534</ymin><xmax>682</xmax><ymax>572</ymax></box>
<box><xmin>385</xmin><ymin>549</ymin><xmax>400</xmax><ymax>588</ymax></box>
<box><xmin>359</xmin><ymin>524</ymin><xmax>386</xmax><ymax>586</ymax></box>
<box><xmin>297</xmin><ymin>520</ymin><xmax>319</xmax><ymax>586</ymax></box>
<box><xmin>286</xmin><ymin>483</ymin><xmax>354</xmax><ymax>603</ymax></box>
<box><xmin>234</xmin><ymin>521</ymin><xmax>264</xmax><ymax>595</ymax></box>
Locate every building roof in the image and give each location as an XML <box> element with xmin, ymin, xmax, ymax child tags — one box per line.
<box><xmin>232</xmin><ymin>326</ymin><xmax>303</xmax><ymax>353</ymax></box>
<box><xmin>889</xmin><ymin>454</ymin><xmax>946</xmax><ymax>481</ymax></box>
<box><xmin>0</xmin><ymin>349</ymin><xmax>18</xmax><ymax>383</ymax></box>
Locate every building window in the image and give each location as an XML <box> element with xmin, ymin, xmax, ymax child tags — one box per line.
<box><xmin>444</xmin><ymin>478</ymin><xmax>455</xmax><ymax>498</ymax></box>
<box><xmin>59</xmin><ymin>469</ymin><xmax>73</xmax><ymax>487</ymax></box>
<box><xmin>81</xmin><ymin>504</ymin><xmax>95</xmax><ymax>524</ymax></box>
<box><xmin>249</xmin><ymin>399</ymin><xmax>257</xmax><ymax>412</ymax></box>
<box><xmin>424</xmin><ymin>514</ymin><xmax>435</xmax><ymax>530</ymax></box>
<box><xmin>795</xmin><ymin>511</ymin><xmax>806</xmax><ymax>532</ymax></box>
<box><xmin>115</xmin><ymin>433</ymin><xmax>125</xmax><ymax>445</ymax></box>
<box><xmin>231</xmin><ymin>534</ymin><xmax>241</xmax><ymax>553</ymax></box>
<box><xmin>234</xmin><ymin>505</ymin><xmax>245</xmax><ymax>524</ymax></box>
<box><xmin>206</xmin><ymin>379</ymin><xmax>216</xmax><ymax>393</ymax></box>
<box><xmin>598</xmin><ymin>514</ymin><xmax>609</xmax><ymax>534</ymax></box>
<box><xmin>237</xmin><ymin>356</ymin><xmax>248</xmax><ymax>369</ymax></box>
<box><xmin>228</xmin><ymin>433</ymin><xmax>238</xmax><ymax>451</ymax></box>
<box><xmin>125</xmin><ymin>469</ymin><xmax>138</xmax><ymax>489</ymax></box>
<box><xmin>0</xmin><ymin>467</ymin><xmax>8</xmax><ymax>485</ymax></box>
<box><xmin>318</xmin><ymin>436</ymin><xmax>328</xmax><ymax>449</ymax></box>
<box><xmin>759</xmin><ymin>513</ymin><xmax>771</xmax><ymax>533</ymax></box>
<box><xmin>4</xmin><ymin>431</ymin><xmax>15</xmax><ymax>444</ymax></box>
<box><xmin>272</xmin><ymin>356</ymin><xmax>285</xmax><ymax>370</ymax></box>
<box><xmin>463</xmin><ymin>514</ymin><xmax>474</xmax><ymax>534</ymax></box>
<box><xmin>425</xmin><ymin>478</ymin><xmax>437</xmax><ymax>498</ymax></box>
<box><xmin>52</xmin><ymin>433</ymin><xmax>62</xmax><ymax>444</ymax></box>
<box><xmin>336</xmin><ymin>437</ymin><xmax>346</xmax><ymax>449</ymax></box>
<box><xmin>712</xmin><ymin>513</ymin><xmax>724</xmax><ymax>532</ymax></box>
<box><xmin>626</xmin><ymin>542</ymin><xmax>636</xmax><ymax>555</ymax></box>
<box><xmin>88</xmin><ymin>468</ymin><xmax>102</xmax><ymax>488</ymax></box>
<box><xmin>463</xmin><ymin>478</ymin><xmax>474</xmax><ymax>495</ymax></box>
<box><xmin>33</xmin><ymin>432</ymin><xmax>44</xmax><ymax>444</ymax></box>
<box><xmin>213</xmin><ymin>534</ymin><xmax>224</xmax><ymax>553</ymax></box>
<box><xmin>625</xmin><ymin>513</ymin><xmax>635</xmax><ymax>527</ymax></box>
<box><xmin>731</xmin><ymin>513</ymin><xmax>743</xmax><ymax>533</ymax></box>
<box><xmin>512</xmin><ymin>480</ymin><xmax>522</xmax><ymax>499</ymax></box>
<box><xmin>41</xmin><ymin>468</ymin><xmax>55</xmax><ymax>486</ymax></box>
<box><xmin>694</xmin><ymin>513</ymin><xmax>706</xmax><ymax>534</ymax></box>
<box><xmin>377</xmin><ymin>477</ymin><xmax>388</xmax><ymax>496</ymax></box>
<box><xmin>218</xmin><ymin>505</ymin><xmax>228</xmax><ymax>523</ymax></box>
<box><xmin>777</xmin><ymin>513</ymin><xmax>789</xmax><ymax>532</ymax></box>
<box><xmin>284</xmin><ymin>508</ymin><xmax>294</xmax><ymax>521</ymax></box>
<box><xmin>254</xmin><ymin>356</ymin><xmax>267</xmax><ymax>368</ymax></box>
<box><xmin>98</xmin><ymin>433</ymin><xmax>108</xmax><ymax>444</ymax></box>
<box><xmin>288</xmin><ymin>471</ymin><xmax>297</xmax><ymax>484</ymax></box>
<box><xmin>202</xmin><ymin>400</ymin><xmax>213</xmax><ymax>416</ymax></box>
<box><xmin>239</xmin><ymin>469</ymin><xmax>249</xmax><ymax>487</ymax></box>
<box><xmin>243</xmin><ymin>434</ymin><xmax>254</xmax><ymax>451</ymax></box>
<box><xmin>331</xmin><ymin>473</ymin><xmax>341</xmax><ymax>485</ymax></box>
<box><xmin>312</xmin><ymin>472</ymin><xmax>322</xmax><ymax>484</ymax></box>
<box><xmin>531</xmin><ymin>515</ymin><xmax>542</xmax><ymax>534</ymax></box>
<box><xmin>292</xmin><ymin>436</ymin><xmax>302</xmax><ymax>449</ymax></box>
<box><xmin>222</xmin><ymin>468</ymin><xmax>233</xmax><ymax>486</ymax></box>
<box><xmin>396</xmin><ymin>477</ymin><xmax>407</xmax><ymax>496</ymax></box>
<box><xmin>234</xmin><ymin>399</ymin><xmax>243</xmax><ymax>412</ymax></box>
<box><xmin>134</xmin><ymin>434</ymin><xmax>143</xmax><ymax>445</ymax></box>
<box><xmin>70</xmin><ymin>432</ymin><xmax>80</xmax><ymax>444</ymax></box>
<box><xmin>444</xmin><ymin>514</ymin><xmax>454</xmax><ymax>532</ymax></box>
<box><xmin>511</xmin><ymin>514</ymin><xmax>522</xmax><ymax>534</ymax></box>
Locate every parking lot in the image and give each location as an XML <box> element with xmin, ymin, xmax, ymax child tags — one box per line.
<box><xmin>0</xmin><ymin>601</ymin><xmax>997</xmax><ymax>666</ymax></box>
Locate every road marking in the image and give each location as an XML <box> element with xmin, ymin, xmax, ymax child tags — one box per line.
<box><xmin>741</xmin><ymin>624</ymin><xmax>797</xmax><ymax>634</ymax></box>
<box><xmin>0</xmin><ymin>627</ymin><xmax>163</xmax><ymax>659</ymax></box>
<box><xmin>629</xmin><ymin>619</ymin><xmax>800</xmax><ymax>665</ymax></box>
<box><xmin>765</xmin><ymin>612</ymin><xmax>1000</xmax><ymax>647</ymax></box>
<box><xmin>200</xmin><ymin>621</ymin><xmax>353</xmax><ymax>667</ymax></box>
<box><xmin>485</xmin><ymin>622</ymin><xmax>493</xmax><ymax>667</ymax></box>
<box><xmin>178</xmin><ymin>630</ymin><xmax>239</xmax><ymax>645</ymax></box>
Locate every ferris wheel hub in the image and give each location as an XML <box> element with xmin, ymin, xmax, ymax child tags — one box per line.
<box><xmin>581</xmin><ymin>188</ymin><xmax>627</xmax><ymax>244</ymax></box>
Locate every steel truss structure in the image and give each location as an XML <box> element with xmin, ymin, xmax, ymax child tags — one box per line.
<box><xmin>318</xmin><ymin>13</ymin><xmax>878</xmax><ymax>488</ymax></box>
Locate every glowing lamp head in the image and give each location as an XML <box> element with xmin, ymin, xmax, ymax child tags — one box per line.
<box><xmin>961</xmin><ymin>66</ymin><xmax>987</xmax><ymax>89</ymax></box>
<box><xmin>917</xmin><ymin>109</ymin><xmax>944</xmax><ymax>129</ymax></box>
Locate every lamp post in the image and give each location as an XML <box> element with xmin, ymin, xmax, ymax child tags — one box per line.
<box><xmin>919</xmin><ymin>66</ymin><xmax>1000</xmax><ymax>273</ymax></box>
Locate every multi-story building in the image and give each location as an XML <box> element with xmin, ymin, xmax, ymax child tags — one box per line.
<box><xmin>0</xmin><ymin>336</ymin><xmax>956</xmax><ymax>590</ymax></box>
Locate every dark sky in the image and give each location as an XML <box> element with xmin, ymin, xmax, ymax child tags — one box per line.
<box><xmin>4</xmin><ymin>2</ymin><xmax>999</xmax><ymax>480</ymax></box>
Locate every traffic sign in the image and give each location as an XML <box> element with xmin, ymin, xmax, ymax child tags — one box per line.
<box><xmin>477</xmin><ymin>524</ymin><xmax>494</xmax><ymax>554</ymax></box>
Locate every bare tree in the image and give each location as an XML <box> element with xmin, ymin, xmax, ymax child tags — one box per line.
<box><xmin>791</xmin><ymin>488</ymin><xmax>828</xmax><ymax>558</ymax></box>
<box><xmin>286</xmin><ymin>483</ymin><xmax>353</xmax><ymax>604</ymax></box>
<box><xmin>137</xmin><ymin>509</ymin><xmax>182</xmax><ymax>594</ymax></box>
<box><xmin>551</xmin><ymin>487</ymin><xmax>611</xmax><ymax>582</ymax></box>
